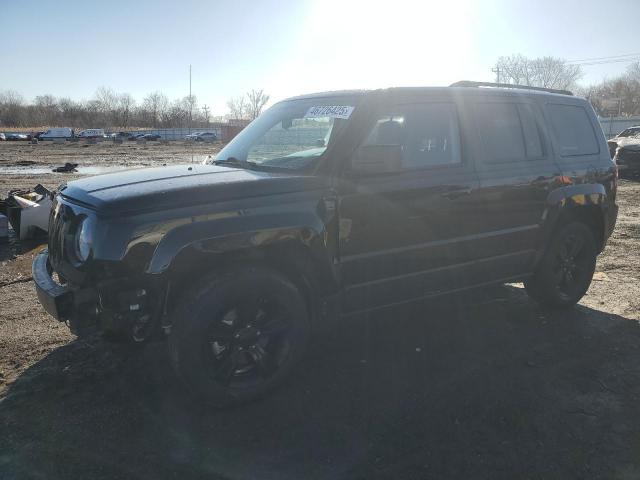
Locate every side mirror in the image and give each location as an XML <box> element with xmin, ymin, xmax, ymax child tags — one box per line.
<box><xmin>350</xmin><ymin>144</ymin><xmax>403</xmax><ymax>175</ymax></box>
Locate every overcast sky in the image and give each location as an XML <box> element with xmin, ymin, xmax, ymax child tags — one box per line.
<box><xmin>1</xmin><ymin>0</ymin><xmax>638</xmax><ymax>114</ymax></box>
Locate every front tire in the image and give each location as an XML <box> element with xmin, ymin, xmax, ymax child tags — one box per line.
<box><xmin>168</xmin><ymin>267</ymin><xmax>310</xmax><ymax>407</ymax></box>
<box><xmin>525</xmin><ymin>221</ymin><xmax>597</xmax><ymax>309</ymax></box>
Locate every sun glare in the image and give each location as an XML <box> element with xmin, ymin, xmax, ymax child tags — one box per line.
<box><xmin>264</xmin><ymin>0</ymin><xmax>474</xmax><ymax>97</ymax></box>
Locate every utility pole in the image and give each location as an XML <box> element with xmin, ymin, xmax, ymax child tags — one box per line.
<box><xmin>202</xmin><ymin>105</ymin><xmax>210</xmax><ymax>126</ymax></box>
<box><xmin>188</xmin><ymin>64</ymin><xmax>192</xmax><ymax>135</ymax></box>
<box><xmin>491</xmin><ymin>65</ymin><xmax>501</xmax><ymax>83</ymax></box>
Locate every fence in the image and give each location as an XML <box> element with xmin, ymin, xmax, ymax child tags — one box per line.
<box><xmin>105</xmin><ymin>123</ymin><xmax>246</xmax><ymax>142</ymax></box>
<box><xmin>598</xmin><ymin>116</ymin><xmax>640</xmax><ymax>139</ymax></box>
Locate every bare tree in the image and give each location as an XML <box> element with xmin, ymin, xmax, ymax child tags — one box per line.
<box><xmin>494</xmin><ymin>54</ymin><xmax>583</xmax><ymax>90</ymax></box>
<box><xmin>246</xmin><ymin>89</ymin><xmax>270</xmax><ymax>120</ymax></box>
<box><xmin>116</xmin><ymin>93</ymin><xmax>135</xmax><ymax>128</ymax></box>
<box><xmin>579</xmin><ymin>63</ymin><xmax>640</xmax><ymax>116</ymax></box>
<box><xmin>142</xmin><ymin>91</ymin><xmax>168</xmax><ymax>127</ymax></box>
<box><xmin>227</xmin><ymin>95</ymin><xmax>247</xmax><ymax>119</ymax></box>
<box><xmin>58</xmin><ymin>97</ymin><xmax>81</xmax><ymax>126</ymax></box>
<box><xmin>33</xmin><ymin>94</ymin><xmax>58</xmax><ymax>125</ymax></box>
<box><xmin>94</xmin><ymin>86</ymin><xmax>118</xmax><ymax>126</ymax></box>
<box><xmin>0</xmin><ymin>90</ymin><xmax>26</xmax><ymax>126</ymax></box>
<box><xmin>0</xmin><ymin>87</ymin><xmax>238</xmax><ymax>128</ymax></box>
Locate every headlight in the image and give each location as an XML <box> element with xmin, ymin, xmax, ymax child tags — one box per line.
<box><xmin>74</xmin><ymin>216</ymin><xmax>94</xmax><ymax>263</ymax></box>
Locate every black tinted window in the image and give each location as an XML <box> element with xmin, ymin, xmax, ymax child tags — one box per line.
<box><xmin>474</xmin><ymin>103</ymin><xmax>525</xmax><ymax>162</ymax></box>
<box><xmin>547</xmin><ymin>104</ymin><xmax>599</xmax><ymax>156</ymax></box>
<box><xmin>518</xmin><ymin>104</ymin><xmax>543</xmax><ymax>158</ymax></box>
<box><xmin>363</xmin><ymin>103</ymin><xmax>461</xmax><ymax>170</ymax></box>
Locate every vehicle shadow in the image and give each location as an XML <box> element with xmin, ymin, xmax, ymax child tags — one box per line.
<box><xmin>2</xmin><ymin>285</ymin><xmax>640</xmax><ymax>480</ymax></box>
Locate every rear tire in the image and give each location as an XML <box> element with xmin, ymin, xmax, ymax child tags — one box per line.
<box><xmin>168</xmin><ymin>266</ymin><xmax>310</xmax><ymax>407</ymax></box>
<box><xmin>525</xmin><ymin>221</ymin><xmax>597</xmax><ymax>309</ymax></box>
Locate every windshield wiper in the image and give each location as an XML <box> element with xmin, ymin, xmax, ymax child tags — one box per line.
<box><xmin>213</xmin><ymin>157</ymin><xmax>258</xmax><ymax>170</ymax></box>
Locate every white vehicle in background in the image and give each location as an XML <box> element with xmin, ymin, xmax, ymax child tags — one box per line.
<box><xmin>77</xmin><ymin>128</ymin><xmax>105</xmax><ymax>138</ymax></box>
<box><xmin>40</xmin><ymin>127</ymin><xmax>73</xmax><ymax>140</ymax></box>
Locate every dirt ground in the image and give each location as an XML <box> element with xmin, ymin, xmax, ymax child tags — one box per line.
<box><xmin>0</xmin><ymin>141</ymin><xmax>639</xmax><ymax>479</ymax></box>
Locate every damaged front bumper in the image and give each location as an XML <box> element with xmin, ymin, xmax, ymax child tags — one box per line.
<box><xmin>33</xmin><ymin>249</ymin><xmax>164</xmax><ymax>339</ymax></box>
<box><xmin>33</xmin><ymin>249</ymin><xmax>99</xmax><ymax>335</ymax></box>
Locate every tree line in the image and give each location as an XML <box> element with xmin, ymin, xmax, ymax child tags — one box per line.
<box><xmin>0</xmin><ymin>87</ymin><xmax>270</xmax><ymax>129</ymax></box>
<box><xmin>494</xmin><ymin>55</ymin><xmax>640</xmax><ymax>116</ymax></box>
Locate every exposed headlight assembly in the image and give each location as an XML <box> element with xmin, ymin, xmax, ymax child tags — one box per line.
<box><xmin>74</xmin><ymin>216</ymin><xmax>94</xmax><ymax>263</ymax></box>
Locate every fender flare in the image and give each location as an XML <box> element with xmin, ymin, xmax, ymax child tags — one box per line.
<box><xmin>539</xmin><ymin>183</ymin><xmax>610</xmax><ymax>257</ymax></box>
<box><xmin>146</xmin><ymin>211</ymin><xmax>330</xmax><ymax>276</ymax></box>
<box><xmin>546</xmin><ymin>183</ymin><xmax>607</xmax><ymax>209</ymax></box>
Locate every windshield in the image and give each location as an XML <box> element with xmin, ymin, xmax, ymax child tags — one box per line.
<box><xmin>211</xmin><ymin>97</ymin><xmax>360</xmax><ymax>170</ymax></box>
<box><xmin>619</xmin><ymin>127</ymin><xmax>640</xmax><ymax>137</ymax></box>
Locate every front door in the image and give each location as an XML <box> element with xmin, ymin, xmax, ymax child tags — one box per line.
<box><xmin>337</xmin><ymin>99</ymin><xmax>485</xmax><ymax>313</ymax></box>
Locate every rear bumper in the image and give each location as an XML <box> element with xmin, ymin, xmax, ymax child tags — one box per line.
<box><xmin>33</xmin><ymin>249</ymin><xmax>98</xmax><ymax>335</ymax></box>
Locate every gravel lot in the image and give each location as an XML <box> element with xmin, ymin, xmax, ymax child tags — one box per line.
<box><xmin>0</xmin><ymin>141</ymin><xmax>639</xmax><ymax>479</ymax></box>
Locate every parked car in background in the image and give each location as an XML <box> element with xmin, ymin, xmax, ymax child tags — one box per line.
<box><xmin>0</xmin><ymin>133</ymin><xmax>5</xmax><ymax>141</ymax></box>
<box><xmin>7</xmin><ymin>133</ymin><xmax>28</xmax><ymax>141</ymax></box>
<box><xmin>196</xmin><ymin>132</ymin><xmax>217</xmax><ymax>142</ymax></box>
<box><xmin>615</xmin><ymin>126</ymin><xmax>640</xmax><ymax>139</ymax></box>
<box><xmin>607</xmin><ymin>126</ymin><xmax>640</xmax><ymax>175</ymax></box>
<box><xmin>185</xmin><ymin>131</ymin><xmax>217</xmax><ymax>142</ymax></box>
<box><xmin>184</xmin><ymin>132</ymin><xmax>202</xmax><ymax>141</ymax></box>
<box><xmin>128</xmin><ymin>133</ymin><xmax>145</xmax><ymax>141</ymax></box>
<box><xmin>78</xmin><ymin>129</ymin><xmax>105</xmax><ymax>138</ymax></box>
<box><xmin>34</xmin><ymin>82</ymin><xmax>618</xmax><ymax>407</ymax></box>
<box><xmin>40</xmin><ymin>127</ymin><xmax>73</xmax><ymax>140</ymax></box>
<box><xmin>142</xmin><ymin>133</ymin><xmax>162</xmax><ymax>141</ymax></box>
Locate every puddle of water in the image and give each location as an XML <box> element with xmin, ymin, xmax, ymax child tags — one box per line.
<box><xmin>0</xmin><ymin>165</ymin><xmax>147</xmax><ymax>175</ymax></box>
<box><xmin>0</xmin><ymin>155</ymin><xmax>213</xmax><ymax>176</ymax></box>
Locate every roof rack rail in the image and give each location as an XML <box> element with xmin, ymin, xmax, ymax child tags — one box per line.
<box><xmin>450</xmin><ymin>80</ymin><xmax>573</xmax><ymax>96</ymax></box>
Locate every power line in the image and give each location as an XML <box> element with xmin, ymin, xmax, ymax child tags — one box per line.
<box><xmin>566</xmin><ymin>53</ymin><xmax>640</xmax><ymax>67</ymax></box>
<box><xmin>566</xmin><ymin>52</ymin><xmax>640</xmax><ymax>64</ymax></box>
<box><xmin>573</xmin><ymin>58</ymin><xmax>640</xmax><ymax>66</ymax></box>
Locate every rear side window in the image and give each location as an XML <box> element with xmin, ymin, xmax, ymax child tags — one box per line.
<box><xmin>473</xmin><ymin>103</ymin><xmax>545</xmax><ymax>163</ymax></box>
<box><xmin>517</xmin><ymin>104</ymin><xmax>543</xmax><ymax>158</ymax></box>
<box><xmin>547</xmin><ymin>104</ymin><xmax>599</xmax><ymax>156</ymax></box>
<box><xmin>474</xmin><ymin>103</ymin><xmax>525</xmax><ymax>162</ymax></box>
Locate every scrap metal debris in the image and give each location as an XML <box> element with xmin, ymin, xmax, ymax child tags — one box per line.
<box><xmin>1</xmin><ymin>185</ymin><xmax>53</xmax><ymax>240</ymax></box>
<box><xmin>52</xmin><ymin>163</ymin><xmax>78</xmax><ymax>173</ymax></box>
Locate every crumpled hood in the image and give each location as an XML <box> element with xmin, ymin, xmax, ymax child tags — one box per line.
<box><xmin>60</xmin><ymin>164</ymin><xmax>327</xmax><ymax>214</ymax></box>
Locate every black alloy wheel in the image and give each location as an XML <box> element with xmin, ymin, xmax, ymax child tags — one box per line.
<box><xmin>169</xmin><ymin>267</ymin><xmax>310</xmax><ymax>407</ymax></box>
<box><xmin>525</xmin><ymin>221</ymin><xmax>597</xmax><ymax>308</ymax></box>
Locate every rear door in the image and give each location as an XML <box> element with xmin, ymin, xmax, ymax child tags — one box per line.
<box><xmin>465</xmin><ymin>96</ymin><xmax>561</xmax><ymax>279</ymax></box>
<box><xmin>337</xmin><ymin>97</ymin><xmax>486</xmax><ymax>313</ymax></box>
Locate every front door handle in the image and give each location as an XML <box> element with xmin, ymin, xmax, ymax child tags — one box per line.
<box><xmin>441</xmin><ymin>188</ymin><xmax>472</xmax><ymax>200</ymax></box>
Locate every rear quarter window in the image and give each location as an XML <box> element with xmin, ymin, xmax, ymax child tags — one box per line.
<box><xmin>547</xmin><ymin>104</ymin><xmax>599</xmax><ymax>157</ymax></box>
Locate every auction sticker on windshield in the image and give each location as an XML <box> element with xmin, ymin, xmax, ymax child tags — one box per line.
<box><xmin>304</xmin><ymin>105</ymin><xmax>354</xmax><ymax>119</ymax></box>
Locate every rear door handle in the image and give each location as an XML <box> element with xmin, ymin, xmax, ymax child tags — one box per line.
<box><xmin>441</xmin><ymin>188</ymin><xmax>472</xmax><ymax>200</ymax></box>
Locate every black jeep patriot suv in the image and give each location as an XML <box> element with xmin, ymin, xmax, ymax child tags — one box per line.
<box><xmin>34</xmin><ymin>82</ymin><xmax>618</xmax><ymax>406</ymax></box>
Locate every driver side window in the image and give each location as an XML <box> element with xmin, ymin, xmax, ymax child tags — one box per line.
<box><xmin>359</xmin><ymin>103</ymin><xmax>462</xmax><ymax>171</ymax></box>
